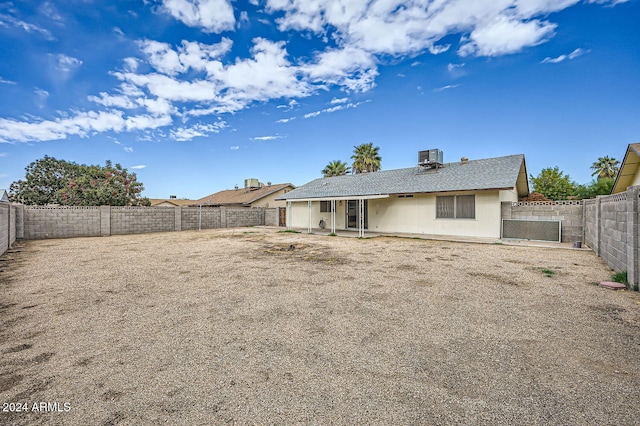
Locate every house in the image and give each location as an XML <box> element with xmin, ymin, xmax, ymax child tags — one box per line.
<box><xmin>277</xmin><ymin>151</ymin><xmax>529</xmax><ymax>238</ymax></box>
<box><xmin>611</xmin><ymin>142</ymin><xmax>640</xmax><ymax>194</ymax></box>
<box><xmin>149</xmin><ymin>198</ymin><xmax>199</xmax><ymax>207</ymax></box>
<box><xmin>0</xmin><ymin>189</ymin><xmax>8</xmax><ymax>203</ymax></box>
<box><xmin>196</xmin><ymin>181</ymin><xmax>295</xmax><ymax>208</ymax></box>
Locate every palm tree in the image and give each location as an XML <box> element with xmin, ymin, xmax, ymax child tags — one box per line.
<box><xmin>590</xmin><ymin>156</ymin><xmax>620</xmax><ymax>179</ymax></box>
<box><xmin>322</xmin><ymin>160</ymin><xmax>351</xmax><ymax>177</ymax></box>
<box><xmin>351</xmin><ymin>142</ymin><xmax>381</xmax><ymax>174</ymax></box>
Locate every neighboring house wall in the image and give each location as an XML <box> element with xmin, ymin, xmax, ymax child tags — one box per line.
<box><xmin>632</xmin><ymin>172</ymin><xmax>640</xmax><ymax>187</ymax></box>
<box><xmin>250</xmin><ymin>187</ymin><xmax>293</xmax><ymax>208</ymax></box>
<box><xmin>288</xmin><ymin>189</ymin><xmax>518</xmax><ymax>238</ymax></box>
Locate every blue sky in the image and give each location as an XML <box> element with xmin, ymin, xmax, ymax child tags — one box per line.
<box><xmin>0</xmin><ymin>0</ymin><xmax>638</xmax><ymax>199</ymax></box>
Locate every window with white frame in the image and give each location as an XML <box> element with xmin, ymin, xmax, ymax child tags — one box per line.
<box><xmin>436</xmin><ymin>195</ymin><xmax>475</xmax><ymax>219</ymax></box>
<box><xmin>320</xmin><ymin>201</ymin><xmax>331</xmax><ymax>212</ymax></box>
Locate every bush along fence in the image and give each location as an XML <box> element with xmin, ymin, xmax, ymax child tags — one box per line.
<box><xmin>502</xmin><ymin>185</ymin><xmax>640</xmax><ymax>291</ymax></box>
<box><xmin>6</xmin><ymin>205</ymin><xmax>279</xmax><ymax>243</ymax></box>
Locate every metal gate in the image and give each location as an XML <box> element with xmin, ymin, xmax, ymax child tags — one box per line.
<box><xmin>501</xmin><ymin>219</ymin><xmax>561</xmax><ymax>242</ymax></box>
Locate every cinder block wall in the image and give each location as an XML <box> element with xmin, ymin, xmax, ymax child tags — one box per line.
<box><xmin>24</xmin><ymin>206</ymin><xmax>101</xmax><ymax>239</ymax></box>
<box><xmin>9</xmin><ymin>204</ymin><xmax>15</xmax><ymax>247</ymax></box>
<box><xmin>0</xmin><ymin>203</ymin><xmax>8</xmax><ymax>256</ymax></box>
<box><xmin>265</xmin><ymin>208</ymin><xmax>278</xmax><ymax>226</ymax></box>
<box><xmin>181</xmin><ymin>207</ymin><xmax>221</xmax><ymax>230</ymax></box>
<box><xmin>110</xmin><ymin>207</ymin><xmax>175</xmax><ymax>235</ymax></box>
<box><xmin>597</xmin><ymin>195</ymin><xmax>628</xmax><ymax>273</ymax></box>
<box><xmin>20</xmin><ymin>206</ymin><xmax>279</xmax><ymax>240</ymax></box>
<box><xmin>583</xmin><ymin>199</ymin><xmax>597</xmax><ymax>251</ymax></box>
<box><xmin>504</xmin><ymin>201</ymin><xmax>584</xmax><ymax>243</ymax></box>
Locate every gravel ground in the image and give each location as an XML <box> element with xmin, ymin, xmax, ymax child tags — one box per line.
<box><xmin>1</xmin><ymin>227</ymin><xmax>639</xmax><ymax>425</ymax></box>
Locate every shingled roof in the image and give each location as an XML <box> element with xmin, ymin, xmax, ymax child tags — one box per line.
<box><xmin>197</xmin><ymin>183</ymin><xmax>295</xmax><ymax>206</ymax></box>
<box><xmin>278</xmin><ymin>154</ymin><xmax>528</xmax><ymax>200</ymax></box>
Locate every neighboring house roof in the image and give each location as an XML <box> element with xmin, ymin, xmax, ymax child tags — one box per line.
<box><xmin>0</xmin><ymin>189</ymin><xmax>8</xmax><ymax>202</ymax></box>
<box><xmin>149</xmin><ymin>198</ymin><xmax>198</xmax><ymax>207</ymax></box>
<box><xmin>611</xmin><ymin>143</ymin><xmax>640</xmax><ymax>194</ymax></box>
<box><xmin>197</xmin><ymin>183</ymin><xmax>295</xmax><ymax>206</ymax></box>
<box><xmin>278</xmin><ymin>154</ymin><xmax>529</xmax><ymax>200</ymax></box>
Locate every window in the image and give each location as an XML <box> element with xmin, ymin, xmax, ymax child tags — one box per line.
<box><xmin>320</xmin><ymin>201</ymin><xmax>331</xmax><ymax>212</ymax></box>
<box><xmin>436</xmin><ymin>195</ymin><xmax>475</xmax><ymax>219</ymax></box>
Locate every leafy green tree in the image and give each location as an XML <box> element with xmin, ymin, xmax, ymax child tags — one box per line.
<box><xmin>322</xmin><ymin>160</ymin><xmax>351</xmax><ymax>177</ymax></box>
<box><xmin>575</xmin><ymin>177</ymin><xmax>615</xmax><ymax>199</ymax></box>
<box><xmin>351</xmin><ymin>142</ymin><xmax>381</xmax><ymax>174</ymax></box>
<box><xmin>590</xmin><ymin>156</ymin><xmax>619</xmax><ymax>179</ymax></box>
<box><xmin>9</xmin><ymin>156</ymin><xmax>82</xmax><ymax>205</ymax></box>
<box><xmin>9</xmin><ymin>157</ymin><xmax>150</xmax><ymax>206</ymax></box>
<box><xmin>530</xmin><ymin>167</ymin><xmax>577</xmax><ymax>200</ymax></box>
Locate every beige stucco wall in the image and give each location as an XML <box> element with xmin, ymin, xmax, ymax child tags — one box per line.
<box><xmin>632</xmin><ymin>171</ymin><xmax>640</xmax><ymax>187</ymax></box>
<box><xmin>289</xmin><ymin>201</ymin><xmax>346</xmax><ymax>230</ymax></box>
<box><xmin>250</xmin><ymin>187</ymin><xmax>293</xmax><ymax>208</ymax></box>
<box><xmin>288</xmin><ymin>189</ymin><xmax>518</xmax><ymax>238</ymax></box>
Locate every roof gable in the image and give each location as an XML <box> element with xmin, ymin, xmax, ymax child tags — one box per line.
<box><xmin>279</xmin><ymin>154</ymin><xmax>528</xmax><ymax>200</ymax></box>
<box><xmin>198</xmin><ymin>183</ymin><xmax>294</xmax><ymax>205</ymax></box>
<box><xmin>612</xmin><ymin>143</ymin><xmax>640</xmax><ymax>194</ymax></box>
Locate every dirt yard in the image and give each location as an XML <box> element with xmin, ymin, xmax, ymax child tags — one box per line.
<box><xmin>1</xmin><ymin>228</ymin><xmax>639</xmax><ymax>425</ymax></box>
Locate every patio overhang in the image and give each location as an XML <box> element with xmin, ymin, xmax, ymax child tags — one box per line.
<box><xmin>283</xmin><ymin>194</ymin><xmax>390</xmax><ymax>202</ymax></box>
<box><xmin>285</xmin><ymin>194</ymin><xmax>389</xmax><ymax>237</ymax></box>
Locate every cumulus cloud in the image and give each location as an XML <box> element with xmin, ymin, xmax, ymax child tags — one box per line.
<box><xmin>160</xmin><ymin>0</ymin><xmax>236</xmax><ymax>33</ymax></box>
<box><xmin>0</xmin><ymin>0</ymin><xmax>627</xmax><ymax>143</ymax></box>
<box><xmin>542</xmin><ymin>48</ymin><xmax>589</xmax><ymax>63</ymax></box>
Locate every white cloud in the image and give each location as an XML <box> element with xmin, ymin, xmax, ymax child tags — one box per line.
<box><xmin>459</xmin><ymin>16</ymin><xmax>556</xmax><ymax>57</ymax></box>
<box><xmin>0</xmin><ymin>0</ymin><xmax>627</xmax><ymax>144</ymax></box>
<box><xmin>50</xmin><ymin>54</ymin><xmax>83</xmax><ymax>81</ymax></box>
<box><xmin>542</xmin><ymin>48</ymin><xmax>589</xmax><ymax>63</ymax></box>
<box><xmin>277</xmin><ymin>99</ymin><xmax>299</xmax><ymax>110</ymax></box>
<box><xmin>429</xmin><ymin>45</ymin><xmax>450</xmax><ymax>55</ymax></box>
<box><xmin>330</xmin><ymin>97</ymin><xmax>348</xmax><ymax>105</ymax></box>
<box><xmin>0</xmin><ymin>152</ymin><xmax>8</xmax><ymax>157</ymax></box>
<box><xmin>0</xmin><ymin>13</ymin><xmax>54</xmax><ymax>40</ymax></box>
<box><xmin>251</xmin><ymin>135</ymin><xmax>283</xmax><ymax>141</ymax></box>
<box><xmin>0</xmin><ymin>110</ymin><xmax>172</xmax><ymax>143</ymax></box>
<box><xmin>170</xmin><ymin>121</ymin><xmax>227</xmax><ymax>141</ymax></box>
<box><xmin>131</xmin><ymin>165</ymin><xmax>146</xmax><ymax>169</ymax></box>
<box><xmin>0</xmin><ymin>77</ymin><xmax>16</xmax><ymax>85</ymax></box>
<box><xmin>124</xmin><ymin>146</ymin><xmax>134</xmax><ymax>152</ymax></box>
<box><xmin>160</xmin><ymin>0</ymin><xmax>236</xmax><ymax>33</ymax></box>
<box><xmin>304</xmin><ymin>100</ymin><xmax>370</xmax><ymax>119</ymax></box>
<box><xmin>434</xmin><ymin>84</ymin><xmax>460</xmax><ymax>92</ymax></box>
<box><xmin>34</xmin><ymin>88</ymin><xmax>49</xmax><ymax>109</ymax></box>
<box><xmin>230</xmin><ymin>145</ymin><xmax>239</xmax><ymax>150</ymax></box>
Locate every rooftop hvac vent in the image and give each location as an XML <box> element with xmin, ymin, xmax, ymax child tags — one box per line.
<box><xmin>418</xmin><ymin>149</ymin><xmax>443</xmax><ymax>168</ymax></box>
<box><xmin>244</xmin><ymin>178</ymin><xmax>260</xmax><ymax>189</ymax></box>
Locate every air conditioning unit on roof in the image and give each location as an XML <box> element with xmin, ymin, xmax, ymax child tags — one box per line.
<box><xmin>418</xmin><ymin>149</ymin><xmax>443</xmax><ymax>167</ymax></box>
